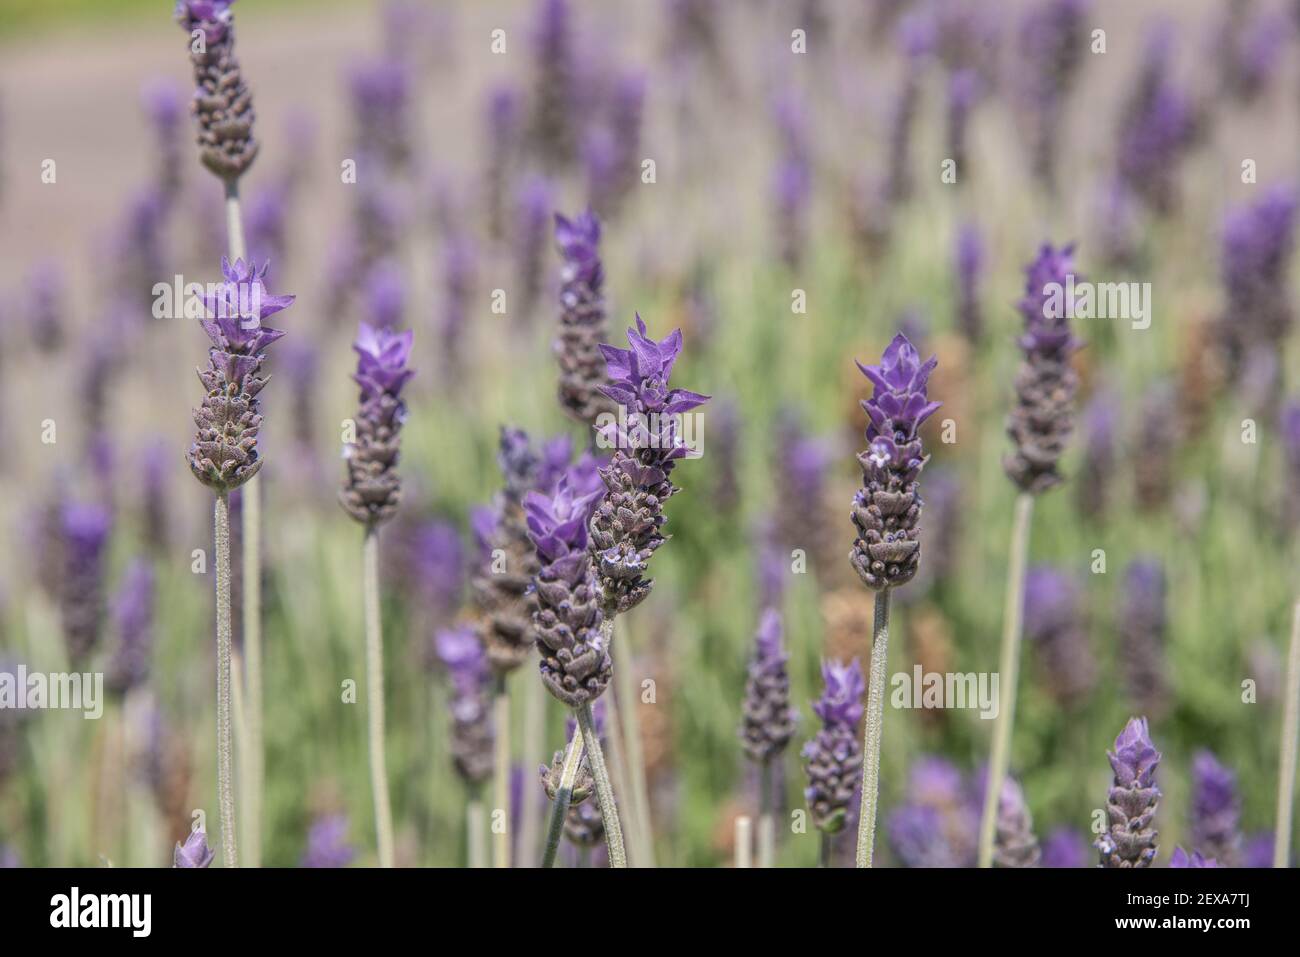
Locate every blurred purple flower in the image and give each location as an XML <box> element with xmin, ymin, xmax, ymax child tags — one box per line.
<box><xmin>300</xmin><ymin>814</ymin><xmax>356</xmax><ymax>868</ymax></box>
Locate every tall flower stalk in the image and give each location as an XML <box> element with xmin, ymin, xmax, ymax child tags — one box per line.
<box><xmin>978</xmin><ymin>243</ymin><xmax>1079</xmax><ymax>868</ymax></box>
<box><xmin>176</xmin><ymin>0</ymin><xmax>267</xmax><ymax>865</ymax></box>
<box><xmin>739</xmin><ymin>608</ymin><xmax>797</xmax><ymax>867</ymax></box>
<box><xmin>849</xmin><ymin>333</ymin><xmax>941</xmax><ymax>867</ymax></box>
<box><xmin>588</xmin><ymin>315</ymin><xmax>710</xmax><ymax>866</ymax></box>
<box><xmin>434</xmin><ymin>626</ymin><xmax>494</xmax><ymax>867</ymax></box>
<box><xmin>339</xmin><ymin>323</ymin><xmax>415</xmax><ymax>867</ymax></box>
<box><xmin>805</xmin><ymin>659</ymin><xmax>865</xmax><ymax>867</ymax></box>
<box><xmin>186</xmin><ymin>257</ymin><xmax>292</xmax><ymax>868</ymax></box>
<box><xmin>525</xmin><ymin>466</ymin><xmax>622</xmax><ymax>865</ymax></box>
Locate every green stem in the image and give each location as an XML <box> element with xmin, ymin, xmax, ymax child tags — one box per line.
<box><xmin>1274</xmin><ymin>601</ymin><xmax>1300</xmax><ymax>867</ymax></box>
<box><xmin>214</xmin><ymin>493</ymin><xmax>238</xmax><ymax>867</ymax></box>
<box><xmin>758</xmin><ymin>760</ymin><xmax>775</xmax><ymax>868</ymax></box>
<box><xmin>820</xmin><ymin>832</ymin><xmax>833</xmax><ymax>868</ymax></box>
<box><xmin>577</xmin><ymin>701</ymin><xmax>627</xmax><ymax>867</ymax></box>
<box><xmin>492</xmin><ymin>676</ymin><xmax>510</xmax><ymax>868</ymax></box>
<box><xmin>541</xmin><ymin>725</ymin><xmax>585</xmax><ymax>868</ymax></box>
<box><xmin>363</xmin><ymin>527</ymin><xmax>395</xmax><ymax>867</ymax></box>
<box><xmin>977</xmin><ymin>492</ymin><xmax>1035</xmax><ymax>868</ymax></box>
<box><xmin>854</xmin><ymin>588</ymin><xmax>891</xmax><ymax>867</ymax></box>
<box><xmin>612</xmin><ymin>616</ymin><xmax>656</xmax><ymax>867</ymax></box>
<box><xmin>518</xmin><ymin>670</ymin><xmax>545</xmax><ymax>866</ymax></box>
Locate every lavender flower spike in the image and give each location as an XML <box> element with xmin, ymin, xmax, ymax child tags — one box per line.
<box><xmin>1169</xmin><ymin>847</ymin><xmax>1219</xmax><ymax>868</ymax></box>
<box><xmin>435</xmin><ymin>626</ymin><xmax>495</xmax><ymax>787</ymax></box>
<box><xmin>60</xmin><ymin>503</ymin><xmax>112</xmax><ymax>667</ymax></box>
<box><xmin>850</xmin><ymin>333</ymin><xmax>941</xmax><ymax>591</ymax></box>
<box><xmin>1096</xmin><ymin>717</ymin><xmax>1162</xmax><ymax>868</ymax></box>
<box><xmin>339</xmin><ymin>324</ymin><xmax>415</xmax><ymax>527</ymax></box>
<box><xmin>802</xmin><ymin>659</ymin><xmax>865</xmax><ymax>836</ymax></box>
<box><xmin>174</xmin><ymin>828</ymin><xmax>215</xmax><ymax>868</ymax></box>
<box><xmin>589</xmin><ymin>314</ymin><xmax>710</xmax><ymax>614</ymax></box>
<box><xmin>106</xmin><ymin>559</ymin><xmax>156</xmax><ymax>695</ymax></box>
<box><xmin>175</xmin><ymin>1</ymin><xmax>258</xmax><ymax>182</ymax></box>
<box><xmin>993</xmin><ymin>776</ymin><xmax>1041</xmax><ymax>867</ymax></box>
<box><xmin>1005</xmin><ymin>243</ymin><xmax>1081</xmax><ymax>494</ymax></box>
<box><xmin>740</xmin><ymin>608</ymin><xmax>798</xmax><ymax>765</ymax></box>
<box><xmin>188</xmin><ymin>257</ymin><xmax>292</xmax><ymax>493</ymax></box>
<box><xmin>525</xmin><ymin>470</ymin><xmax>609</xmax><ymax>707</ymax></box>
<box><xmin>554</xmin><ymin>210</ymin><xmax>613</xmax><ymax>426</ymax></box>
<box><xmin>1190</xmin><ymin>750</ymin><xmax>1242</xmax><ymax>867</ymax></box>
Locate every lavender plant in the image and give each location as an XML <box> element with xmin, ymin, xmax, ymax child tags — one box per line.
<box><xmin>435</xmin><ymin>625</ymin><xmax>494</xmax><ymax>868</ymax></box>
<box><xmin>339</xmin><ymin>322</ymin><xmax>414</xmax><ymax>868</ymax></box>
<box><xmin>525</xmin><ymin>466</ymin><xmax>620</xmax><ymax>865</ymax></box>
<box><xmin>1119</xmin><ymin>559</ymin><xmax>1169</xmax><ymax>718</ymax></box>
<box><xmin>1190</xmin><ymin>750</ymin><xmax>1242</xmax><ymax>867</ymax></box>
<box><xmin>979</xmin><ymin>243</ymin><xmax>1080</xmax><ymax>868</ymax></box>
<box><xmin>187</xmin><ymin>256</ymin><xmax>291</xmax><ymax>868</ymax></box>
<box><xmin>849</xmin><ymin>333</ymin><xmax>940</xmax><ymax>867</ymax></box>
<box><xmin>1096</xmin><ymin>717</ymin><xmax>1161</xmax><ymax>868</ymax></box>
<box><xmin>176</xmin><ymin>0</ymin><xmax>269</xmax><ymax>866</ymax></box>
<box><xmin>554</xmin><ymin>210</ymin><xmax>612</xmax><ymax>427</ymax></box>
<box><xmin>59</xmin><ymin>503</ymin><xmax>112</xmax><ymax>668</ymax></box>
<box><xmin>992</xmin><ymin>776</ymin><xmax>1040</xmax><ymax>868</ymax></box>
<box><xmin>739</xmin><ymin>608</ymin><xmax>796</xmax><ymax>867</ymax></box>
<box><xmin>804</xmin><ymin>659</ymin><xmax>865</xmax><ymax>866</ymax></box>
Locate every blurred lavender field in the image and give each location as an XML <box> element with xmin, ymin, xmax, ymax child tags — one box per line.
<box><xmin>0</xmin><ymin>0</ymin><xmax>1298</xmax><ymax>869</ymax></box>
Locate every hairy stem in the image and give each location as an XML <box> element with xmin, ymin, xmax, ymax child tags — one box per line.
<box><xmin>363</xmin><ymin>527</ymin><xmax>395</xmax><ymax>867</ymax></box>
<box><xmin>599</xmin><ymin>638</ymin><xmax>637</xmax><ymax>864</ymax></box>
<box><xmin>223</xmin><ymin>178</ymin><xmax>262</xmax><ymax>867</ymax></box>
<box><xmin>578</xmin><ymin>701</ymin><xmax>627</xmax><ymax>868</ymax></box>
<box><xmin>977</xmin><ymin>492</ymin><xmax>1035</xmax><ymax>868</ymax></box>
<box><xmin>541</xmin><ymin>725</ymin><xmax>585</xmax><ymax>869</ymax></box>
<box><xmin>492</xmin><ymin>676</ymin><xmax>510</xmax><ymax>868</ymax></box>
<box><xmin>214</xmin><ymin>493</ymin><xmax>238</xmax><ymax>867</ymax></box>
<box><xmin>1274</xmin><ymin>601</ymin><xmax>1300</xmax><ymax>867</ymax></box>
<box><xmin>758</xmin><ymin>759</ymin><xmax>776</xmax><ymax>868</ymax></box>
<box><xmin>855</xmin><ymin>588</ymin><xmax>891</xmax><ymax>867</ymax></box>
<box><xmin>734</xmin><ymin>815</ymin><xmax>752</xmax><ymax>868</ymax></box>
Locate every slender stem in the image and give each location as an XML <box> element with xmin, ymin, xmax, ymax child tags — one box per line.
<box><xmin>224</xmin><ymin>178</ymin><xmax>247</xmax><ymax>260</ymax></box>
<box><xmin>363</xmin><ymin>527</ymin><xmax>395</xmax><ymax>867</ymax></box>
<box><xmin>577</xmin><ymin>701</ymin><xmax>627</xmax><ymax>868</ymax></box>
<box><xmin>541</xmin><ymin>726</ymin><xmax>585</xmax><ymax>869</ymax></box>
<box><xmin>612</xmin><ymin>616</ymin><xmax>656</xmax><ymax>867</ymax></box>
<box><xmin>977</xmin><ymin>492</ymin><xmax>1035</xmax><ymax>868</ymax></box>
<box><xmin>242</xmin><ymin>476</ymin><xmax>263</xmax><ymax>868</ymax></box>
<box><xmin>599</xmin><ymin>653</ymin><xmax>637</xmax><ymax>865</ymax></box>
<box><xmin>492</xmin><ymin>675</ymin><xmax>511</xmax><ymax>868</ymax></box>
<box><xmin>734</xmin><ymin>816</ymin><xmax>752</xmax><ymax>868</ymax></box>
<box><xmin>1274</xmin><ymin>601</ymin><xmax>1300</xmax><ymax>867</ymax></box>
<box><xmin>213</xmin><ymin>493</ymin><xmax>238</xmax><ymax>868</ymax></box>
<box><xmin>854</xmin><ymin>588</ymin><xmax>891</xmax><ymax>867</ymax></box>
<box><xmin>223</xmin><ymin>176</ymin><xmax>261</xmax><ymax>868</ymax></box>
<box><xmin>758</xmin><ymin>760</ymin><xmax>775</xmax><ymax>868</ymax></box>
<box><xmin>231</xmin><ymin>646</ymin><xmax>252</xmax><ymax>865</ymax></box>
<box><xmin>820</xmin><ymin>832</ymin><xmax>832</xmax><ymax>868</ymax></box>
<box><xmin>467</xmin><ymin>795</ymin><xmax>486</xmax><ymax>869</ymax></box>
<box><xmin>518</xmin><ymin>670</ymin><xmax>544</xmax><ymax>866</ymax></box>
